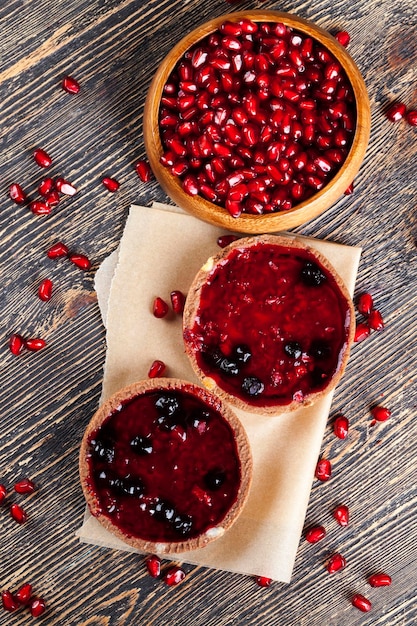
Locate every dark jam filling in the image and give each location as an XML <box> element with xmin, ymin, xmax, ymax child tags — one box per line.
<box><xmin>87</xmin><ymin>389</ymin><xmax>241</xmax><ymax>542</ymax></box>
<box><xmin>187</xmin><ymin>242</ymin><xmax>351</xmax><ymax>407</ymax></box>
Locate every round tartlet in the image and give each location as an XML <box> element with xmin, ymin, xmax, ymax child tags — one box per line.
<box><xmin>79</xmin><ymin>378</ymin><xmax>252</xmax><ymax>554</ymax></box>
<box><xmin>183</xmin><ymin>235</ymin><xmax>355</xmax><ymax>414</ymax></box>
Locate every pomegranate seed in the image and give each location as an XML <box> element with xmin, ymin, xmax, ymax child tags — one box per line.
<box><xmin>0</xmin><ymin>484</ymin><xmax>7</xmax><ymax>504</ymax></box>
<box><xmin>170</xmin><ymin>290</ymin><xmax>186</xmax><ymax>314</ymax></box>
<box><xmin>153</xmin><ymin>297</ymin><xmax>169</xmax><ymax>318</ymax></box>
<box><xmin>1</xmin><ymin>590</ymin><xmax>19</xmax><ymax>612</ymax></box>
<box><xmin>30</xmin><ymin>200</ymin><xmax>51</xmax><ymax>215</ymax></box>
<box><xmin>25</xmin><ymin>338</ymin><xmax>47</xmax><ymax>351</ymax></box>
<box><xmin>368</xmin><ymin>572</ymin><xmax>392</xmax><ymax>587</ymax></box>
<box><xmin>33</xmin><ymin>148</ymin><xmax>52</xmax><ymax>168</ymax></box>
<box><xmin>335</xmin><ymin>31</ymin><xmax>350</xmax><ymax>47</ymax></box>
<box><xmin>38</xmin><ymin>278</ymin><xmax>53</xmax><ymax>302</ymax></box>
<box><xmin>163</xmin><ymin>566</ymin><xmax>186</xmax><ymax>586</ymax></box>
<box><xmin>255</xmin><ymin>576</ymin><xmax>272</xmax><ymax>587</ymax></box>
<box><xmin>15</xmin><ymin>583</ymin><xmax>33</xmax><ymax>604</ymax></box>
<box><xmin>305</xmin><ymin>525</ymin><xmax>326</xmax><ymax>543</ymax></box>
<box><xmin>69</xmin><ymin>253</ymin><xmax>91</xmax><ymax>271</ymax></box>
<box><xmin>10</xmin><ymin>502</ymin><xmax>27</xmax><ymax>524</ymax></box>
<box><xmin>385</xmin><ymin>102</ymin><xmax>407</xmax><ymax>122</ymax></box>
<box><xmin>62</xmin><ymin>75</ymin><xmax>80</xmax><ymax>94</ymax></box>
<box><xmin>9</xmin><ymin>333</ymin><xmax>25</xmax><ymax>355</ymax></box>
<box><xmin>14</xmin><ymin>479</ymin><xmax>36</xmax><ymax>494</ymax></box>
<box><xmin>9</xmin><ymin>183</ymin><xmax>27</xmax><ymax>204</ymax></box>
<box><xmin>354</xmin><ymin>322</ymin><xmax>370</xmax><ymax>342</ymax></box>
<box><xmin>30</xmin><ymin>597</ymin><xmax>46</xmax><ymax>617</ymax></box>
<box><xmin>217</xmin><ymin>234</ymin><xmax>239</xmax><ymax>248</ymax></box>
<box><xmin>370</xmin><ymin>405</ymin><xmax>391</xmax><ymax>422</ymax></box>
<box><xmin>333</xmin><ymin>414</ymin><xmax>349</xmax><ymax>439</ymax></box>
<box><xmin>45</xmin><ymin>190</ymin><xmax>60</xmax><ymax>206</ymax></box>
<box><xmin>38</xmin><ymin>177</ymin><xmax>54</xmax><ymax>196</ymax></box>
<box><xmin>368</xmin><ymin>309</ymin><xmax>384</xmax><ymax>330</ymax></box>
<box><xmin>146</xmin><ymin>555</ymin><xmax>161</xmax><ymax>578</ymax></box>
<box><xmin>102</xmin><ymin>177</ymin><xmax>120</xmax><ymax>192</ymax></box>
<box><xmin>351</xmin><ymin>594</ymin><xmax>371</xmax><ymax>612</ymax></box>
<box><xmin>357</xmin><ymin>292</ymin><xmax>374</xmax><ymax>316</ymax></box>
<box><xmin>344</xmin><ymin>182</ymin><xmax>354</xmax><ymax>195</ymax></box>
<box><xmin>135</xmin><ymin>159</ymin><xmax>153</xmax><ymax>182</ymax></box>
<box><xmin>47</xmin><ymin>242</ymin><xmax>69</xmax><ymax>259</ymax></box>
<box><xmin>56</xmin><ymin>179</ymin><xmax>77</xmax><ymax>196</ymax></box>
<box><xmin>148</xmin><ymin>359</ymin><xmax>166</xmax><ymax>378</ymax></box>
<box><xmin>333</xmin><ymin>504</ymin><xmax>349</xmax><ymax>526</ymax></box>
<box><xmin>326</xmin><ymin>553</ymin><xmax>346</xmax><ymax>573</ymax></box>
<box><xmin>315</xmin><ymin>458</ymin><xmax>331</xmax><ymax>481</ymax></box>
<box><xmin>406</xmin><ymin>110</ymin><xmax>417</xmax><ymax>126</ymax></box>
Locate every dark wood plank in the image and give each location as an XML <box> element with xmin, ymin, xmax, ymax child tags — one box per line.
<box><xmin>0</xmin><ymin>0</ymin><xmax>416</xmax><ymax>624</ymax></box>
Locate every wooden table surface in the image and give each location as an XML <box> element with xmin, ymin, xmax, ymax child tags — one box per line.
<box><xmin>1</xmin><ymin>0</ymin><xmax>416</xmax><ymax>624</ymax></box>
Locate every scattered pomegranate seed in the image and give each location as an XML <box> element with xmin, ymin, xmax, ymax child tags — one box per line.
<box><xmin>385</xmin><ymin>102</ymin><xmax>407</xmax><ymax>122</ymax></box>
<box><xmin>333</xmin><ymin>414</ymin><xmax>349</xmax><ymax>439</ymax></box>
<box><xmin>38</xmin><ymin>278</ymin><xmax>53</xmax><ymax>302</ymax></box>
<box><xmin>406</xmin><ymin>110</ymin><xmax>417</xmax><ymax>126</ymax></box>
<box><xmin>148</xmin><ymin>359</ymin><xmax>166</xmax><ymax>378</ymax></box>
<box><xmin>153</xmin><ymin>296</ymin><xmax>169</xmax><ymax>318</ymax></box>
<box><xmin>354</xmin><ymin>322</ymin><xmax>370</xmax><ymax>342</ymax></box>
<box><xmin>163</xmin><ymin>566</ymin><xmax>186</xmax><ymax>586</ymax></box>
<box><xmin>14</xmin><ymin>479</ymin><xmax>36</xmax><ymax>494</ymax></box>
<box><xmin>370</xmin><ymin>405</ymin><xmax>391</xmax><ymax>422</ymax></box>
<box><xmin>33</xmin><ymin>148</ymin><xmax>52</xmax><ymax>168</ymax></box>
<box><xmin>368</xmin><ymin>572</ymin><xmax>392</xmax><ymax>587</ymax></box>
<box><xmin>30</xmin><ymin>597</ymin><xmax>46</xmax><ymax>617</ymax></box>
<box><xmin>62</xmin><ymin>75</ymin><xmax>80</xmax><ymax>94</ymax></box>
<box><xmin>10</xmin><ymin>502</ymin><xmax>27</xmax><ymax>524</ymax></box>
<box><xmin>368</xmin><ymin>309</ymin><xmax>384</xmax><ymax>330</ymax></box>
<box><xmin>9</xmin><ymin>183</ymin><xmax>27</xmax><ymax>204</ymax></box>
<box><xmin>56</xmin><ymin>178</ymin><xmax>77</xmax><ymax>196</ymax></box>
<box><xmin>15</xmin><ymin>583</ymin><xmax>33</xmax><ymax>605</ymax></box>
<box><xmin>69</xmin><ymin>253</ymin><xmax>91</xmax><ymax>271</ymax></box>
<box><xmin>45</xmin><ymin>190</ymin><xmax>60</xmax><ymax>206</ymax></box>
<box><xmin>351</xmin><ymin>594</ymin><xmax>371</xmax><ymax>612</ymax></box>
<box><xmin>25</xmin><ymin>338</ymin><xmax>47</xmax><ymax>352</ymax></box>
<box><xmin>0</xmin><ymin>484</ymin><xmax>7</xmax><ymax>503</ymax></box>
<box><xmin>102</xmin><ymin>177</ymin><xmax>120</xmax><ymax>192</ymax></box>
<box><xmin>170</xmin><ymin>290</ymin><xmax>186</xmax><ymax>314</ymax></box>
<box><xmin>1</xmin><ymin>590</ymin><xmax>19</xmax><ymax>612</ymax></box>
<box><xmin>305</xmin><ymin>525</ymin><xmax>326</xmax><ymax>543</ymax></box>
<box><xmin>315</xmin><ymin>458</ymin><xmax>331</xmax><ymax>481</ymax></box>
<box><xmin>335</xmin><ymin>31</ymin><xmax>350</xmax><ymax>47</ymax></box>
<box><xmin>357</xmin><ymin>292</ymin><xmax>374</xmax><ymax>316</ymax></box>
<box><xmin>9</xmin><ymin>333</ymin><xmax>25</xmax><ymax>355</ymax></box>
<box><xmin>145</xmin><ymin>555</ymin><xmax>161</xmax><ymax>578</ymax></box>
<box><xmin>326</xmin><ymin>552</ymin><xmax>346</xmax><ymax>573</ymax></box>
<box><xmin>38</xmin><ymin>177</ymin><xmax>54</xmax><ymax>196</ymax></box>
<box><xmin>333</xmin><ymin>504</ymin><xmax>349</xmax><ymax>526</ymax></box>
<box><xmin>30</xmin><ymin>200</ymin><xmax>51</xmax><ymax>215</ymax></box>
<box><xmin>344</xmin><ymin>182</ymin><xmax>354</xmax><ymax>195</ymax></box>
<box><xmin>46</xmin><ymin>242</ymin><xmax>69</xmax><ymax>259</ymax></box>
<box><xmin>135</xmin><ymin>159</ymin><xmax>153</xmax><ymax>182</ymax></box>
<box><xmin>255</xmin><ymin>576</ymin><xmax>272</xmax><ymax>587</ymax></box>
<box><xmin>217</xmin><ymin>234</ymin><xmax>239</xmax><ymax>248</ymax></box>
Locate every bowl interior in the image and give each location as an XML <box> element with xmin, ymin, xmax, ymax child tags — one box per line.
<box><xmin>144</xmin><ymin>10</ymin><xmax>371</xmax><ymax>233</ymax></box>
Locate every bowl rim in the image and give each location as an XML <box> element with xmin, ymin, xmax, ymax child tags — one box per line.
<box><xmin>144</xmin><ymin>10</ymin><xmax>371</xmax><ymax>233</ymax></box>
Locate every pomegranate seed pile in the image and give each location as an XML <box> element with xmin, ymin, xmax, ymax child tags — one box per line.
<box><xmin>159</xmin><ymin>19</ymin><xmax>357</xmax><ymax>217</ymax></box>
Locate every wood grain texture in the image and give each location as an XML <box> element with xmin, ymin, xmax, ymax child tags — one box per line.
<box><xmin>0</xmin><ymin>0</ymin><xmax>416</xmax><ymax>624</ymax></box>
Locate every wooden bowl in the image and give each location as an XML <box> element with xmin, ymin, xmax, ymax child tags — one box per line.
<box><xmin>144</xmin><ymin>10</ymin><xmax>371</xmax><ymax>233</ymax></box>
<box><xmin>79</xmin><ymin>378</ymin><xmax>252</xmax><ymax>554</ymax></box>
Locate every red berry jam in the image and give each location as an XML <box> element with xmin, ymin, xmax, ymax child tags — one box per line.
<box><xmin>158</xmin><ymin>19</ymin><xmax>356</xmax><ymax>217</ymax></box>
<box><xmin>184</xmin><ymin>239</ymin><xmax>353</xmax><ymax>409</ymax></box>
<box><xmin>84</xmin><ymin>387</ymin><xmax>242</xmax><ymax>542</ymax></box>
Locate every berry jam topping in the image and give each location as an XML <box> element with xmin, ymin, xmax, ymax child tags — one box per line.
<box><xmin>185</xmin><ymin>241</ymin><xmax>352</xmax><ymax>408</ymax></box>
<box><xmin>86</xmin><ymin>388</ymin><xmax>241</xmax><ymax>542</ymax></box>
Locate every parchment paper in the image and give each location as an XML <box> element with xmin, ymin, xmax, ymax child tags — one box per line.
<box><xmin>77</xmin><ymin>202</ymin><xmax>361</xmax><ymax>583</ymax></box>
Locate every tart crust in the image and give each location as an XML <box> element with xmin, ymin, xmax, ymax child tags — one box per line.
<box><xmin>79</xmin><ymin>377</ymin><xmax>252</xmax><ymax>554</ymax></box>
<box><xmin>183</xmin><ymin>234</ymin><xmax>355</xmax><ymax>415</ymax></box>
